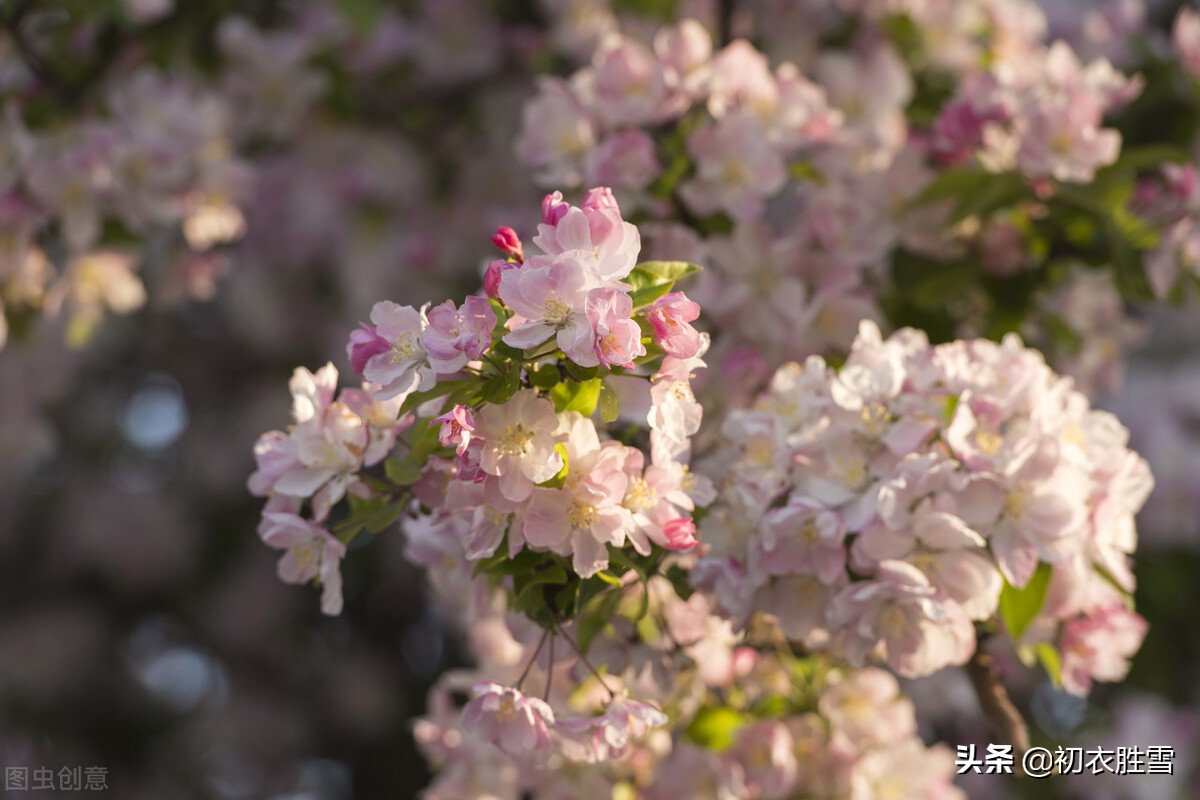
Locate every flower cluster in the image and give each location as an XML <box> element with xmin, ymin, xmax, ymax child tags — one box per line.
<box><xmin>414</xmin><ymin>588</ymin><xmax>966</xmax><ymax>800</ymax></box>
<box><xmin>698</xmin><ymin>320</ymin><xmax>1152</xmax><ymax>691</ymax></box>
<box><xmin>247</xmin><ymin>363</ymin><xmax>410</xmax><ymax>614</ymax></box>
<box><xmin>516</xmin><ymin>20</ymin><xmax>849</xmax><ymax>216</ymax></box>
<box><xmin>249</xmin><ymin>188</ymin><xmax>711</xmax><ymax>773</ymax></box>
<box><xmin>933</xmin><ymin>41</ymin><xmax>1138</xmax><ymax>183</ymax></box>
<box><xmin>0</xmin><ymin>66</ymin><xmax>246</xmax><ymax>349</ymax></box>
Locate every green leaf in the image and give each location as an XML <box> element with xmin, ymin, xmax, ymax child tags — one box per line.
<box><xmin>482</xmin><ymin>365</ymin><xmax>520</xmax><ymax>405</ymax></box>
<box><xmin>627</xmin><ymin>261</ymin><xmax>702</xmax><ymax>308</ymax></box>
<box><xmin>399</xmin><ymin>381</ymin><xmax>467</xmax><ymax>418</ymax></box>
<box><xmin>409</xmin><ymin>416</ymin><xmax>446</xmax><ymax>466</ymax></box>
<box><xmin>384</xmin><ymin>456</ymin><xmax>423</xmax><ymax>486</ymax></box>
<box><xmin>336</xmin><ymin>0</ymin><xmax>379</xmax><ymax>33</ymax></box>
<box><xmin>529</xmin><ymin>363</ymin><xmax>561</xmax><ymax>390</ymax></box>
<box><xmin>950</xmin><ymin>172</ymin><xmax>1026</xmax><ymax>222</ymax></box>
<box><xmin>998</xmin><ymin>562</ymin><xmax>1053</xmax><ymax>640</ymax></box>
<box><xmin>686</xmin><ymin>707</ymin><xmax>747</xmax><ymax>752</ymax></box>
<box><xmin>599</xmin><ymin>380</ymin><xmax>621</xmax><ymax>423</ymax></box>
<box><xmin>1036</xmin><ymin>643</ymin><xmax>1062</xmax><ymax>687</ymax></box>
<box><xmin>564</xmin><ymin>360</ymin><xmax>600</xmax><ymax>382</ymax></box>
<box><xmin>513</xmin><ymin>564</ymin><xmax>570</xmax><ymax>612</ymax></box>
<box><xmin>550</xmin><ymin>377</ymin><xmax>602</xmax><ymax>415</ymax></box>
<box><xmin>912</xmin><ymin>168</ymin><xmax>992</xmax><ymax>206</ymax></box>
<box><xmin>665</xmin><ymin>564</ymin><xmax>694</xmax><ymax>601</ymax></box>
<box><xmin>364</xmin><ymin>500</ymin><xmax>404</xmax><ymax>534</ymax></box>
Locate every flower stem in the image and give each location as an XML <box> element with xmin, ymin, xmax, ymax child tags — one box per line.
<box><xmin>515</xmin><ymin>628</ymin><xmax>550</xmax><ymax>692</ymax></box>
<box><xmin>543</xmin><ymin>633</ymin><xmax>555</xmax><ymax>701</ymax></box>
<box><xmin>557</xmin><ymin>622</ymin><xmax>615</xmax><ymax>701</ymax></box>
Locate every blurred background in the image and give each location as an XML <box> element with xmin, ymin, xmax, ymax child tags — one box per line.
<box><xmin>1</xmin><ymin>0</ymin><xmax>1199</xmax><ymax>798</ymax></box>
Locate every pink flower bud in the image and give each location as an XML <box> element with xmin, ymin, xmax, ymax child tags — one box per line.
<box><xmin>491</xmin><ymin>226</ymin><xmax>525</xmax><ymax>262</ymax></box>
<box><xmin>484</xmin><ymin>259</ymin><xmax>516</xmax><ymax>300</ymax></box>
<box><xmin>581</xmin><ymin>186</ymin><xmax>620</xmax><ymax>212</ymax></box>
<box><xmin>541</xmin><ymin>190</ymin><xmax>569</xmax><ymax>225</ymax></box>
<box><xmin>645</xmin><ymin>291</ymin><xmax>702</xmax><ymax>358</ymax></box>
<box><xmin>663</xmin><ymin>516</ymin><xmax>698</xmax><ymax>550</ymax></box>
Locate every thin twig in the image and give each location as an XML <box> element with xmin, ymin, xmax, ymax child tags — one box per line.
<box><xmin>543</xmin><ymin>632</ymin><xmax>555</xmax><ymax>701</ymax></box>
<box><xmin>557</xmin><ymin>622</ymin><xmax>615</xmax><ymax>700</ymax></box>
<box><xmin>718</xmin><ymin>0</ymin><xmax>736</xmax><ymax>47</ymax></box>
<box><xmin>515</xmin><ymin>628</ymin><xmax>551</xmax><ymax>692</ymax></box>
<box><xmin>966</xmin><ymin>644</ymin><xmax>1031</xmax><ymax>764</ymax></box>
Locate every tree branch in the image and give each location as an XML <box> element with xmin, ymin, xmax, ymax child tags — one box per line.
<box><xmin>966</xmin><ymin>645</ymin><xmax>1031</xmax><ymax>762</ymax></box>
<box><xmin>718</xmin><ymin>0</ymin><xmax>735</xmax><ymax>47</ymax></box>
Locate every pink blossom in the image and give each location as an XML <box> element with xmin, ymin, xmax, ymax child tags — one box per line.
<box><xmin>1016</xmin><ymin>89</ymin><xmax>1120</xmax><ymax>183</ymax></box>
<box><xmin>817</xmin><ymin>667</ymin><xmax>916</xmax><ymax>748</ymax></box>
<box><xmin>433</xmin><ymin>405</ymin><xmax>475</xmax><ymax>453</ymax></box>
<box><xmin>515</xmin><ymin>77</ymin><xmax>594</xmax><ymax>187</ymax></box>
<box><xmin>586</xmin><ymin>287</ymin><xmax>645</xmax><ymax>368</ymax></box>
<box><xmin>588</xmin><ymin>36</ymin><xmax>669</xmax><ymax>127</ymax></box>
<box><xmin>559</xmin><ymin>696</ymin><xmax>668</xmax><ymax>761</ymax></box>
<box><xmin>731</xmin><ymin>721</ymin><xmax>798</xmax><ymax>799</ymax></box>
<box><xmin>849</xmin><ymin>739</ymin><xmax>965</xmax><ymax>800</ymax></box>
<box><xmin>1059</xmin><ymin>605</ymin><xmax>1148</xmax><ymax>696</ymax></box>
<box><xmin>679</xmin><ymin>112</ymin><xmax>786</xmax><ymax>221</ymax></box>
<box><xmin>759</xmin><ymin>499</ymin><xmax>846</xmax><ymax>583</ymax></box>
<box><xmin>523</xmin><ymin>415</ymin><xmax>632</xmax><ymax>576</ymax></box>
<box><xmin>707</xmin><ymin>40</ymin><xmax>777</xmax><ymax>120</ymax></box>
<box><xmin>498</xmin><ymin>252</ymin><xmax>597</xmax><ymax>365</ymax></box>
<box><xmin>532</xmin><ymin>188</ymin><xmax>641</xmax><ymax>283</ymax></box>
<box><xmin>421</xmin><ymin>296</ymin><xmax>497</xmax><ymax>374</ymax></box>
<box><xmin>644</xmin><ymin>291</ymin><xmax>702</xmax><ymax>359</ymax></box>
<box><xmin>654</xmin><ymin>20</ymin><xmax>712</xmax><ymax>100</ymax></box>
<box><xmin>473</xmin><ymin>389</ymin><xmax>562</xmax><ymax>502</ymax></box>
<box><xmin>259</xmin><ymin>511</ymin><xmax>346</xmax><ymax>615</ymax></box>
<box><xmin>348</xmin><ymin>301</ymin><xmax>435</xmax><ymax>400</ymax></box>
<box><xmin>585</xmin><ymin>130</ymin><xmax>662</xmax><ymax>194</ymax></box>
<box><xmin>931</xmin><ymin>98</ymin><xmax>1006</xmax><ymax>166</ymax></box>
<box><xmin>461</xmin><ymin>682</ymin><xmax>556</xmax><ymax>756</ymax></box>
<box><xmin>830</xmin><ymin>560</ymin><xmax>975</xmax><ymax>678</ymax></box>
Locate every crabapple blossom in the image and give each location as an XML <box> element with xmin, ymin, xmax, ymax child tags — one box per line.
<box><xmin>679</xmin><ymin>112</ymin><xmax>786</xmax><ymax>221</ymax></box>
<box><xmin>422</xmin><ymin>296</ymin><xmax>498</xmax><ymax>374</ymax></box>
<box><xmin>586</xmin><ymin>287</ymin><xmax>645</xmax><ymax>368</ymax></box>
<box><xmin>644</xmin><ymin>291</ymin><xmax>702</xmax><ymax>359</ymax></box>
<box><xmin>1058</xmin><ymin>604</ymin><xmax>1148</xmax><ymax>696</ymax></box>
<box><xmin>347</xmin><ymin>301</ymin><xmax>436</xmax><ymax>400</ymax></box>
<box><xmin>698</xmin><ymin>320</ymin><xmax>1152</xmax><ymax>686</ymax></box>
<box><xmin>462</xmin><ymin>682</ymin><xmax>557</xmax><ymax>756</ymax></box>
<box><xmin>258</xmin><ymin>511</ymin><xmax>346</xmax><ymax>616</ymax></box>
<box><xmin>474</xmin><ymin>388</ymin><xmax>563</xmax><ymax>503</ymax></box>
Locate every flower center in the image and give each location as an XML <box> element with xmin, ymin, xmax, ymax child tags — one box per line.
<box><xmin>496</xmin><ymin>694</ymin><xmax>517</xmax><ymax>722</ymax></box>
<box><xmin>496</xmin><ymin>424</ymin><xmax>534</xmax><ymax>457</ymax></box>
<box><xmin>568</xmin><ymin>501</ymin><xmax>599</xmax><ymax>529</ymax></box>
<box><xmin>291</xmin><ymin>542</ymin><xmax>318</xmax><ymax>573</ymax></box>
<box><xmin>800</xmin><ymin>522</ymin><xmax>820</xmax><ymax>542</ymax></box>
<box><xmin>859</xmin><ymin>402</ymin><xmax>890</xmax><ymax>435</ymax></box>
<box><xmin>391</xmin><ymin>332</ymin><xmax>417</xmax><ymax>362</ymax></box>
<box><xmin>1004</xmin><ymin>483</ymin><xmax>1030</xmax><ymax>520</ymax></box>
<box><xmin>542</xmin><ymin>295</ymin><xmax>572</xmax><ymax>325</ymax></box>
<box><xmin>974</xmin><ymin>428</ymin><xmax>1003</xmax><ymax>455</ymax></box>
<box><xmin>623</xmin><ymin>477</ymin><xmax>656</xmax><ymax>512</ymax></box>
